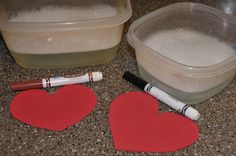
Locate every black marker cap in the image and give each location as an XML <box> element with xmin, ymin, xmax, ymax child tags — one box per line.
<box><xmin>123</xmin><ymin>71</ymin><xmax>148</xmax><ymax>90</ymax></box>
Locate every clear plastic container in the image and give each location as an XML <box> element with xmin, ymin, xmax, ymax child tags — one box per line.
<box><xmin>0</xmin><ymin>0</ymin><xmax>132</xmax><ymax>68</ymax></box>
<box><xmin>127</xmin><ymin>2</ymin><xmax>236</xmax><ymax>104</ymax></box>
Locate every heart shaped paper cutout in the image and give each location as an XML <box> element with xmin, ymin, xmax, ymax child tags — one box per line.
<box><xmin>109</xmin><ymin>92</ymin><xmax>199</xmax><ymax>152</ymax></box>
<box><xmin>10</xmin><ymin>85</ymin><xmax>96</xmax><ymax>131</ymax></box>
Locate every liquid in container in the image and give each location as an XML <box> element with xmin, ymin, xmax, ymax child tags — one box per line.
<box><xmin>127</xmin><ymin>3</ymin><xmax>236</xmax><ymax>104</ymax></box>
<box><xmin>0</xmin><ymin>0</ymin><xmax>132</xmax><ymax>68</ymax></box>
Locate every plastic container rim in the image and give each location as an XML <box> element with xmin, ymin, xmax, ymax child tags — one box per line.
<box><xmin>127</xmin><ymin>2</ymin><xmax>236</xmax><ymax>78</ymax></box>
<box><xmin>0</xmin><ymin>0</ymin><xmax>132</xmax><ymax>32</ymax></box>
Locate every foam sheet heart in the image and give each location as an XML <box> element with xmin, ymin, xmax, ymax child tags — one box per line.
<box><xmin>109</xmin><ymin>92</ymin><xmax>199</xmax><ymax>152</ymax></box>
<box><xmin>10</xmin><ymin>85</ymin><xmax>96</xmax><ymax>131</ymax></box>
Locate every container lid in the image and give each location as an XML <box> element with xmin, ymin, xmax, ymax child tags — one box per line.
<box><xmin>0</xmin><ymin>0</ymin><xmax>132</xmax><ymax>32</ymax></box>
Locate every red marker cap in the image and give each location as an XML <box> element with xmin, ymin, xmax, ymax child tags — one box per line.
<box><xmin>10</xmin><ymin>80</ymin><xmax>43</xmax><ymax>91</ymax></box>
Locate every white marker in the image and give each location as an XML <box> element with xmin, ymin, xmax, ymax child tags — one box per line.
<box><xmin>10</xmin><ymin>72</ymin><xmax>103</xmax><ymax>91</ymax></box>
<box><xmin>123</xmin><ymin>71</ymin><xmax>200</xmax><ymax>121</ymax></box>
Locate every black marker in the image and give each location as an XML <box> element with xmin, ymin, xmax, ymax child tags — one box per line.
<box><xmin>123</xmin><ymin>71</ymin><xmax>200</xmax><ymax>121</ymax></box>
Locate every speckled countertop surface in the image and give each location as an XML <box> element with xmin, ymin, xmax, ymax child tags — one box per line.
<box><xmin>0</xmin><ymin>0</ymin><xmax>236</xmax><ymax>155</ymax></box>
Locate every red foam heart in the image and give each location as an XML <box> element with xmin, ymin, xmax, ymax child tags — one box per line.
<box><xmin>109</xmin><ymin>92</ymin><xmax>199</xmax><ymax>152</ymax></box>
<box><xmin>10</xmin><ymin>85</ymin><xmax>96</xmax><ymax>131</ymax></box>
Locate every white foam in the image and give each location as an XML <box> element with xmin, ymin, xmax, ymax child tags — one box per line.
<box><xmin>144</xmin><ymin>29</ymin><xmax>235</xmax><ymax>67</ymax></box>
<box><xmin>10</xmin><ymin>5</ymin><xmax>118</xmax><ymax>22</ymax></box>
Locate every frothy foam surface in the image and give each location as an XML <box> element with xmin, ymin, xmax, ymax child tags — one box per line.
<box><xmin>10</xmin><ymin>5</ymin><xmax>118</xmax><ymax>22</ymax></box>
<box><xmin>144</xmin><ymin>29</ymin><xmax>235</xmax><ymax>67</ymax></box>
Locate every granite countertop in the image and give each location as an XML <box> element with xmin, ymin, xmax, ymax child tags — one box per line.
<box><xmin>0</xmin><ymin>0</ymin><xmax>236</xmax><ymax>155</ymax></box>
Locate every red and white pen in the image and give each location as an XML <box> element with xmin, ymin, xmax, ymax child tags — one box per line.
<box><xmin>10</xmin><ymin>72</ymin><xmax>103</xmax><ymax>91</ymax></box>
